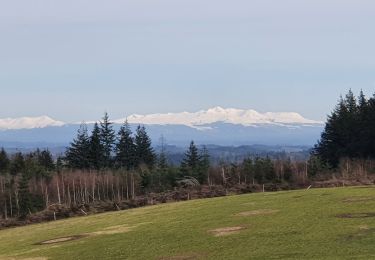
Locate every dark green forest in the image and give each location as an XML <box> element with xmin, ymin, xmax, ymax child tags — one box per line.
<box><xmin>313</xmin><ymin>90</ymin><xmax>375</xmax><ymax>170</ymax></box>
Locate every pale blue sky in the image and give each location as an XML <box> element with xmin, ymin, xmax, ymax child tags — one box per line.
<box><xmin>0</xmin><ymin>0</ymin><xmax>374</xmax><ymax>122</ymax></box>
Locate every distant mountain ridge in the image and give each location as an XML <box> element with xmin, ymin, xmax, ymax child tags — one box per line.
<box><xmin>0</xmin><ymin>108</ymin><xmax>324</xmax><ymax>148</ymax></box>
<box><xmin>0</xmin><ymin>116</ymin><xmax>64</xmax><ymax>130</ymax></box>
<box><xmin>0</xmin><ymin>107</ymin><xmax>323</xmax><ymax>130</ymax></box>
<box><xmin>118</xmin><ymin>106</ymin><xmax>323</xmax><ymax>128</ymax></box>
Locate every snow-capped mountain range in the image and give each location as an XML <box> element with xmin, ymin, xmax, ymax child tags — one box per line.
<box><xmin>121</xmin><ymin>107</ymin><xmax>322</xmax><ymax>129</ymax></box>
<box><xmin>0</xmin><ymin>108</ymin><xmax>324</xmax><ymax>148</ymax></box>
<box><xmin>0</xmin><ymin>107</ymin><xmax>323</xmax><ymax>130</ymax></box>
<box><xmin>0</xmin><ymin>116</ymin><xmax>65</xmax><ymax>130</ymax></box>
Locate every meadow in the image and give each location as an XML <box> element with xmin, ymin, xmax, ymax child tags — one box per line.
<box><xmin>1</xmin><ymin>187</ymin><xmax>375</xmax><ymax>259</ymax></box>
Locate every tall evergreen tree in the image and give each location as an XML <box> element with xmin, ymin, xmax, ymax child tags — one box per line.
<box><xmin>38</xmin><ymin>150</ymin><xmax>55</xmax><ymax>172</ymax></box>
<box><xmin>134</xmin><ymin>125</ymin><xmax>155</xmax><ymax>169</ymax></box>
<box><xmin>0</xmin><ymin>148</ymin><xmax>10</xmax><ymax>175</ymax></box>
<box><xmin>355</xmin><ymin>90</ymin><xmax>368</xmax><ymax>157</ymax></box>
<box><xmin>363</xmin><ymin>94</ymin><xmax>375</xmax><ymax>157</ymax></box>
<box><xmin>9</xmin><ymin>152</ymin><xmax>25</xmax><ymax>176</ymax></box>
<box><xmin>180</xmin><ymin>141</ymin><xmax>204</xmax><ymax>182</ymax></box>
<box><xmin>100</xmin><ymin>112</ymin><xmax>116</xmax><ymax>168</ymax></box>
<box><xmin>65</xmin><ymin>123</ymin><xmax>90</xmax><ymax>169</ymax></box>
<box><xmin>115</xmin><ymin>121</ymin><xmax>136</xmax><ymax>170</ymax></box>
<box><xmin>157</xmin><ymin>135</ymin><xmax>168</xmax><ymax>170</ymax></box>
<box><xmin>314</xmin><ymin>96</ymin><xmax>348</xmax><ymax>167</ymax></box>
<box><xmin>18</xmin><ymin>171</ymin><xmax>32</xmax><ymax>217</ymax></box>
<box><xmin>242</xmin><ymin>158</ymin><xmax>255</xmax><ymax>184</ymax></box>
<box><xmin>88</xmin><ymin>122</ymin><xmax>104</xmax><ymax>170</ymax></box>
<box><xmin>198</xmin><ymin>145</ymin><xmax>210</xmax><ymax>183</ymax></box>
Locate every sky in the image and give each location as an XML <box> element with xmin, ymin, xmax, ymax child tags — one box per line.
<box><xmin>0</xmin><ymin>0</ymin><xmax>374</xmax><ymax>122</ymax></box>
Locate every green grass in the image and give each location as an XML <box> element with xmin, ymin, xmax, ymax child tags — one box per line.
<box><xmin>2</xmin><ymin>187</ymin><xmax>375</xmax><ymax>259</ymax></box>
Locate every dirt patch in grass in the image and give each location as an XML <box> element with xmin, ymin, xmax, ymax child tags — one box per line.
<box><xmin>342</xmin><ymin>197</ymin><xmax>375</xmax><ymax>203</ymax></box>
<box><xmin>241</xmin><ymin>202</ymin><xmax>256</xmax><ymax>206</ymax></box>
<box><xmin>35</xmin><ymin>235</ymin><xmax>88</xmax><ymax>245</ymax></box>
<box><xmin>345</xmin><ymin>226</ymin><xmax>375</xmax><ymax>241</ymax></box>
<box><xmin>0</xmin><ymin>257</ymin><xmax>48</xmax><ymax>260</ymax></box>
<box><xmin>359</xmin><ymin>225</ymin><xmax>370</xmax><ymax>230</ymax></box>
<box><xmin>235</xmin><ymin>209</ymin><xmax>279</xmax><ymax>217</ymax></box>
<box><xmin>336</xmin><ymin>213</ymin><xmax>375</xmax><ymax>219</ymax></box>
<box><xmin>35</xmin><ymin>225</ymin><xmax>134</xmax><ymax>246</ymax></box>
<box><xmin>21</xmin><ymin>258</ymin><xmax>48</xmax><ymax>260</ymax></box>
<box><xmin>91</xmin><ymin>225</ymin><xmax>132</xmax><ymax>235</ymax></box>
<box><xmin>158</xmin><ymin>253</ymin><xmax>206</xmax><ymax>260</ymax></box>
<box><xmin>209</xmin><ymin>226</ymin><xmax>246</xmax><ymax>237</ymax></box>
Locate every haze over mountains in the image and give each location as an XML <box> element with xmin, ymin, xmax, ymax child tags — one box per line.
<box><xmin>0</xmin><ymin>107</ymin><xmax>324</xmax><ymax>149</ymax></box>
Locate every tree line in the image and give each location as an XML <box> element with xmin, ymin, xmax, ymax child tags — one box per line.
<box><xmin>314</xmin><ymin>90</ymin><xmax>375</xmax><ymax>169</ymax></box>
<box><xmin>5</xmin><ymin>93</ymin><xmax>374</xmax><ymax>222</ymax></box>
<box><xmin>65</xmin><ymin>113</ymin><xmax>155</xmax><ymax>170</ymax></box>
<box><xmin>0</xmin><ymin>113</ymin><xmax>303</xmax><ymax>220</ymax></box>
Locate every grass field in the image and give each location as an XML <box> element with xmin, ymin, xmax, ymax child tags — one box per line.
<box><xmin>1</xmin><ymin>187</ymin><xmax>375</xmax><ymax>259</ymax></box>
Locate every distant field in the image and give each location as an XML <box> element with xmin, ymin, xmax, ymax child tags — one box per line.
<box><xmin>1</xmin><ymin>187</ymin><xmax>375</xmax><ymax>259</ymax></box>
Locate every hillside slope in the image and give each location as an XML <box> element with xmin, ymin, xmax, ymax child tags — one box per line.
<box><xmin>1</xmin><ymin>187</ymin><xmax>375</xmax><ymax>259</ymax></box>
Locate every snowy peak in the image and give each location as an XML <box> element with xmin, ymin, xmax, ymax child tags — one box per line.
<box><xmin>0</xmin><ymin>116</ymin><xmax>65</xmax><ymax>130</ymax></box>
<box><xmin>0</xmin><ymin>108</ymin><xmax>322</xmax><ymax>130</ymax></box>
<box><xmin>116</xmin><ymin>107</ymin><xmax>323</xmax><ymax>127</ymax></box>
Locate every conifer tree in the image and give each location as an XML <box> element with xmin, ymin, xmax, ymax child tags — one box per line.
<box><xmin>115</xmin><ymin>121</ymin><xmax>136</xmax><ymax>170</ymax></box>
<box><xmin>242</xmin><ymin>158</ymin><xmax>254</xmax><ymax>184</ymax></box>
<box><xmin>100</xmin><ymin>112</ymin><xmax>116</xmax><ymax>168</ymax></box>
<box><xmin>38</xmin><ymin>150</ymin><xmax>55</xmax><ymax>172</ymax></box>
<box><xmin>134</xmin><ymin>125</ymin><xmax>155</xmax><ymax>169</ymax></box>
<box><xmin>9</xmin><ymin>152</ymin><xmax>25</xmax><ymax>176</ymax></box>
<box><xmin>18</xmin><ymin>171</ymin><xmax>32</xmax><ymax>217</ymax></box>
<box><xmin>314</xmin><ymin>96</ymin><xmax>348</xmax><ymax>167</ymax></box>
<box><xmin>88</xmin><ymin>122</ymin><xmax>104</xmax><ymax>170</ymax></box>
<box><xmin>198</xmin><ymin>146</ymin><xmax>210</xmax><ymax>183</ymax></box>
<box><xmin>181</xmin><ymin>141</ymin><xmax>201</xmax><ymax>180</ymax></box>
<box><xmin>65</xmin><ymin>123</ymin><xmax>90</xmax><ymax>169</ymax></box>
<box><xmin>0</xmin><ymin>148</ymin><xmax>10</xmax><ymax>175</ymax></box>
<box><xmin>363</xmin><ymin>94</ymin><xmax>375</xmax><ymax>157</ymax></box>
<box><xmin>157</xmin><ymin>135</ymin><xmax>168</xmax><ymax>170</ymax></box>
<box><xmin>355</xmin><ymin>90</ymin><xmax>368</xmax><ymax>157</ymax></box>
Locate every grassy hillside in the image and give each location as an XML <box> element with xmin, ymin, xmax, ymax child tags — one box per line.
<box><xmin>1</xmin><ymin>187</ymin><xmax>375</xmax><ymax>259</ymax></box>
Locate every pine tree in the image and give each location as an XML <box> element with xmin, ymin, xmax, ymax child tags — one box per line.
<box><xmin>314</xmin><ymin>96</ymin><xmax>348</xmax><ymax>167</ymax></box>
<box><xmin>157</xmin><ymin>135</ymin><xmax>168</xmax><ymax>170</ymax></box>
<box><xmin>38</xmin><ymin>150</ymin><xmax>55</xmax><ymax>172</ymax></box>
<box><xmin>356</xmin><ymin>90</ymin><xmax>368</xmax><ymax>157</ymax></box>
<box><xmin>242</xmin><ymin>158</ymin><xmax>254</xmax><ymax>184</ymax></box>
<box><xmin>344</xmin><ymin>89</ymin><xmax>357</xmax><ymax>114</ymax></box>
<box><xmin>181</xmin><ymin>141</ymin><xmax>201</xmax><ymax>180</ymax></box>
<box><xmin>65</xmin><ymin>123</ymin><xmax>90</xmax><ymax>169</ymax></box>
<box><xmin>0</xmin><ymin>148</ymin><xmax>10</xmax><ymax>175</ymax></box>
<box><xmin>198</xmin><ymin>146</ymin><xmax>210</xmax><ymax>183</ymax></box>
<box><xmin>88</xmin><ymin>122</ymin><xmax>104</xmax><ymax>170</ymax></box>
<box><xmin>100</xmin><ymin>112</ymin><xmax>116</xmax><ymax>168</ymax></box>
<box><xmin>9</xmin><ymin>152</ymin><xmax>25</xmax><ymax>176</ymax></box>
<box><xmin>363</xmin><ymin>94</ymin><xmax>375</xmax><ymax>157</ymax></box>
<box><xmin>115</xmin><ymin>121</ymin><xmax>137</xmax><ymax>170</ymax></box>
<box><xmin>158</xmin><ymin>151</ymin><xmax>168</xmax><ymax>171</ymax></box>
<box><xmin>358</xmin><ymin>90</ymin><xmax>367</xmax><ymax>112</ymax></box>
<box><xmin>134</xmin><ymin>125</ymin><xmax>155</xmax><ymax>169</ymax></box>
<box><xmin>18</xmin><ymin>171</ymin><xmax>32</xmax><ymax>217</ymax></box>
